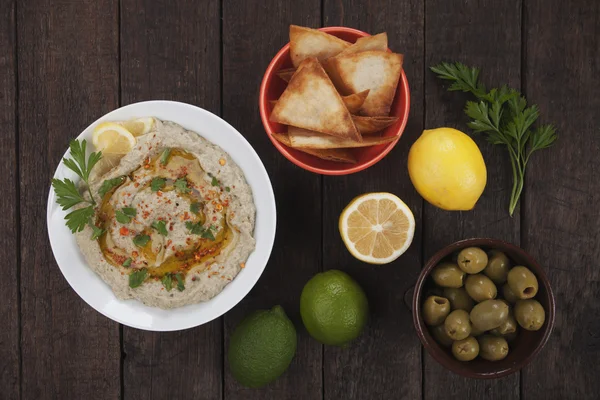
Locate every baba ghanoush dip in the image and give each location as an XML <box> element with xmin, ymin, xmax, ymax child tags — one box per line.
<box><xmin>74</xmin><ymin>119</ymin><xmax>256</xmax><ymax>309</ymax></box>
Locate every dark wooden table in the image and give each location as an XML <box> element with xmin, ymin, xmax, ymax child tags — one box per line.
<box><xmin>2</xmin><ymin>0</ymin><xmax>598</xmax><ymax>399</ymax></box>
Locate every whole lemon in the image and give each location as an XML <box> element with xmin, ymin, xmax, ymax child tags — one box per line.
<box><xmin>408</xmin><ymin>127</ymin><xmax>486</xmax><ymax>210</ymax></box>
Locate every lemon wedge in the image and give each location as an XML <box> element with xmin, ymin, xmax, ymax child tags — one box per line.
<box><xmin>92</xmin><ymin>122</ymin><xmax>136</xmax><ymax>154</ymax></box>
<box><xmin>122</xmin><ymin>117</ymin><xmax>154</xmax><ymax>136</ymax></box>
<box><xmin>339</xmin><ymin>192</ymin><xmax>415</xmax><ymax>264</ymax></box>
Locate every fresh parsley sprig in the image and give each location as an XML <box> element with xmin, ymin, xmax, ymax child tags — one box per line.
<box><xmin>51</xmin><ymin>139</ymin><xmax>105</xmax><ymax>235</ymax></box>
<box><xmin>430</xmin><ymin>62</ymin><xmax>558</xmax><ymax>215</ymax></box>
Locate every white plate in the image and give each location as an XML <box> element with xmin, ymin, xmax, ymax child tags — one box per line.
<box><xmin>47</xmin><ymin>101</ymin><xmax>276</xmax><ymax>331</ymax></box>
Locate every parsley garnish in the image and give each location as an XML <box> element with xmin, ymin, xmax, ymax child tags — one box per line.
<box><xmin>161</xmin><ymin>274</ymin><xmax>173</xmax><ymax>291</ymax></box>
<box><xmin>225</xmin><ymin>186</ymin><xmax>231</xmax><ymax>192</ymax></box>
<box><xmin>190</xmin><ymin>202</ymin><xmax>201</xmax><ymax>214</ymax></box>
<box><xmin>116</xmin><ymin>207</ymin><xmax>137</xmax><ymax>224</ymax></box>
<box><xmin>98</xmin><ymin>176</ymin><xmax>125</xmax><ymax>198</ymax></box>
<box><xmin>431</xmin><ymin>62</ymin><xmax>558</xmax><ymax>215</ymax></box>
<box><xmin>129</xmin><ymin>269</ymin><xmax>147</xmax><ymax>288</ymax></box>
<box><xmin>132</xmin><ymin>234</ymin><xmax>150</xmax><ymax>247</ymax></box>
<box><xmin>122</xmin><ymin>258</ymin><xmax>132</xmax><ymax>267</ymax></box>
<box><xmin>150</xmin><ymin>177</ymin><xmax>166</xmax><ymax>192</ymax></box>
<box><xmin>211</xmin><ymin>176</ymin><xmax>219</xmax><ymax>187</ymax></box>
<box><xmin>185</xmin><ymin>221</ymin><xmax>216</xmax><ymax>241</ymax></box>
<box><xmin>51</xmin><ymin>139</ymin><xmax>103</xmax><ymax>235</ymax></box>
<box><xmin>89</xmin><ymin>221</ymin><xmax>105</xmax><ymax>240</ymax></box>
<box><xmin>151</xmin><ymin>220</ymin><xmax>168</xmax><ymax>236</ymax></box>
<box><xmin>175</xmin><ymin>273</ymin><xmax>185</xmax><ymax>291</ymax></box>
<box><xmin>160</xmin><ymin>148</ymin><xmax>172</xmax><ymax>165</ymax></box>
<box><xmin>174</xmin><ymin>177</ymin><xmax>191</xmax><ymax>194</ymax></box>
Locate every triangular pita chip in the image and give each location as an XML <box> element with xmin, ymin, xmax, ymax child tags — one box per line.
<box><xmin>352</xmin><ymin>115</ymin><xmax>398</xmax><ymax>134</ymax></box>
<box><xmin>289</xmin><ymin>25</ymin><xmax>350</xmax><ymax>67</ymax></box>
<box><xmin>272</xmin><ymin>133</ymin><xmax>356</xmax><ymax>163</ymax></box>
<box><xmin>337</xmin><ymin>33</ymin><xmax>388</xmax><ymax>57</ymax></box>
<box><xmin>270</xmin><ymin>58</ymin><xmax>361</xmax><ymax>141</ymax></box>
<box><xmin>270</xmin><ymin>89</ymin><xmax>369</xmax><ymax>114</ymax></box>
<box><xmin>327</xmin><ymin>51</ymin><xmax>403</xmax><ymax>116</ymax></box>
<box><xmin>276</xmin><ymin>68</ymin><xmax>296</xmax><ymax>82</ymax></box>
<box><xmin>286</xmin><ymin>126</ymin><xmax>396</xmax><ymax>149</ymax></box>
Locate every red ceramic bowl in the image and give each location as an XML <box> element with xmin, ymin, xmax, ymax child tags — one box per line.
<box><xmin>412</xmin><ymin>238</ymin><xmax>555</xmax><ymax>379</ymax></box>
<box><xmin>259</xmin><ymin>26</ymin><xmax>410</xmax><ymax>175</ymax></box>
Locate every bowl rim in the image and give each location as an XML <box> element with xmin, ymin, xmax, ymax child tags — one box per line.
<box><xmin>259</xmin><ymin>26</ymin><xmax>410</xmax><ymax>176</ymax></box>
<box><xmin>412</xmin><ymin>238</ymin><xmax>556</xmax><ymax>379</ymax></box>
<box><xmin>46</xmin><ymin>100</ymin><xmax>277</xmax><ymax>331</ymax></box>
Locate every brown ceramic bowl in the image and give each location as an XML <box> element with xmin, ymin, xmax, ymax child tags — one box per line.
<box><xmin>412</xmin><ymin>238</ymin><xmax>555</xmax><ymax>379</ymax></box>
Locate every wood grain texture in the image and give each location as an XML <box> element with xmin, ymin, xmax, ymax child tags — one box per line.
<box><xmin>222</xmin><ymin>1</ymin><xmax>323</xmax><ymax>399</ymax></box>
<box><xmin>322</xmin><ymin>1</ymin><xmax>424</xmax><ymax>399</ymax></box>
<box><xmin>0</xmin><ymin>1</ymin><xmax>19</xmax><ymax>398</ymax></box>
<box><xmin>120</xmin><ymin>1</ymin><xmax>222</xmax><ymax>399</ymax></box>
<box><xmin>523</xmin><ymin>1</ymin><xmax>600</xmax><ymax>399</ymax></box>
<box><xmin>424</xmin><ymin>0</ymin><xmax>521</xmax><ymax>398</ymax></box>
<box><xmin>17</xmin><ymin>0</ymin><xmax>121</xmax><ymax>399</ymax></box>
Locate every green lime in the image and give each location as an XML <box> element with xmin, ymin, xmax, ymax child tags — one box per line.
<box><xmin>228</xmin><ymin>305</ymin><xmax>297</xmax><ymax>388</ymax></box>
<box><xmin>300</xmin><ymin>269</ymin><xmax>369</xmax><ymax>346</ymax></box>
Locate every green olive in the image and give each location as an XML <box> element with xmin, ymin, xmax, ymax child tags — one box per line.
<box><xmin>452</xmin><ymin>336</ymin><xmax>479</xmax><ymax>361</ymax></box>
<box><xmin>478</xmin><ymin>335</ymin><xmax>509</xmax><ymax>361</ymax></box>
<box><xmin>507</xmin><ymin>266</ymin><xmax>539</xmax><ymax>299</ymax></box>
<box><xmin>470</xmin><ymin>323</ymin><xmax>486</xmax><ymax>337</ymax></box>
<box><xmin>502</xmin><ymin>283</ymin><xmax>519</xmax><ymax>304</ymax></box>
<box><xmin>431</xmin><ymin>262</ymin><xmax>465</xmax><ymax>288</ymax></box>
<box><xmin>470</xmin><ymin>299</ymin><xmax>509</xmax><ymax>331</ymax></box>
<box><xmin>484</xmin><ymin>251</ymin><xmax>511</xmax><ymax>284</ymax></box>
<box><xmin>444</xmin><ymin>309</ymin><xmax>472</xmax><ymax>340</ymax></box>
<box><xmin>431</xmin><ymin>324</ymin><xmax>454</xmax><ymax>347</ymax></box>
<box><xmin>514</xmin><ymin>299</ymin><xmax>546</xmax><ymax>331</ymax></box>
<box><xmin>465</xmin><ymin>274</ymin><xmax>497</xmax><ymax>302</ymax></box>
<box><xmin>422</xmin><ymin>296</ymin><xmax>451</xmax><ymax>326</ymax></box>
<box><xmin>457</xmin><ymin>247</ymin><xmax>488</xmax><ymax>274</ymax></box>
<box><xmin>490</xmin><ymin>311</ymin><xmax>518</xmax><ymax>336</ymax></box>
<box><xmin>442</xmin><ymin>287</ymin><xmax>475</xmax><ymax>312</ymax></box>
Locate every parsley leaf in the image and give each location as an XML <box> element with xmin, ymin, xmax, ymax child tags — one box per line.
<box><xmin>132</xmin><ymin>234</ymin><xmax>151</xmax><ymax>247</ymax></box>
<box><xmin>122</xmin><ymin>207</ymin><xmax>137</xmax><ymax>217</ymax></box>
<box><xmin>89</xmin><ymin>222</ymin><xmax>105</xmax><ymax>240</ymax></box>
<box><xmin>174</xmin><ymin>177</ymin><xmax>191</xmax><ymax>193</ymax></box>
<box><xmin>64</xmin><ymin>206</ymin><xmax>95</xmax><ymax>233</ymax></box>
<box><xmin>116</xmin><ymin>207</ymin><xmax>137</xmax><ymax>224</ymax></box>
<box><xmin>122</xmin><ymin>258</ymin><xmax>132</xmax><ymax>268</ymax></box>
<box><xmin>62</xmin><ymin>139</ymin><xmax>102</xmax><ymax>183</ymax></box>
<box><xmin>160</xmin><ymin>148</ymin><xmax>172</xmax><ymax>165</ymax></box>
<box><xmin>190</xmin><ymin>202</ymin><xmax>201</xmax><ymax>214</ymax></box>
<box><xmin>151</xmin><ymin>220</ymin><xmax>168</xmax><ymax>236</ymax></box>
<box><xmin>151</xmin><ymin>177</ymin><xmax>166</xmax><ymax>192</ymax></box>
<box><xmin>129</xmin><ymin>269</ymin><xmax>148</xmax><ymax>288</ymax></box>
<box><xmin>161</xmin><ymin>274</ymin><xmax>173</xmax><ymax>291</ymax></box>
<box><xmin>211</xmin><ymin>176</ymin><xmax>219</xmax><ymax>186</ymax></box>
<box><xmin>52</xmin><ymin>178</ymin><xmax>87</xmax><ymax>210</ymax></box>
<box><xmin>202</xmin><ymin>228</ymin><xmax>215</xmax><ymax>241</ymax></box>
<box><xmin>175</xmin><ymin>273</ymin><xmax>185</xmax><ymax>291</ymax></box>
<box><xmin>225</xmin><ymin>186</ymin><xmax>230</xmax><ymax>192</ymax></box>
<box><xmin>185</xmin><ymin>221</ymin><xmax>216</xmax><ymax>240</ymax></box>
<box><xmin>98</xmin><ymin>176</ymin><xmax>126</xmax><ymax>198</ymax></box>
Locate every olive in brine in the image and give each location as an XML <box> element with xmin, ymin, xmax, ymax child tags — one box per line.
<box><xmin>457</xmin><ymin>247</ymin><xmax>488</xmax><ymax>274</ymax></box>
<box><xmin>490</xmin><ymin>311</ymin><xmax>518</xmax><ymax>336</ymax></box>
<box><xmin>514</xmin><ymin>299</ymin><xmax>545</xmax><ymax>331</ymax></box>
<box><xmin>470</xmin><ymin>299</ymin><xmax>509</xmax><ymax>331</ymax></box>
<box><xmin>484</xmin><ymin>251</ymin><xmax>511</xmax><ymax>284</ymax></box>
<box><xmin>507</xmin><ymin>266</ymin><xmax>539</xmax><ymax>299</ymax></box>
<box><xmin>431</xmin><ymin>262</ymin><xmax>465</xmax><ymax>288</ymax></box>
<box><xmin>465</xmin><ymin>274</ymin><xmax>497</xmax><ymax>302</ymax></box>
<box><xmin>502</xmin><ymin>283</ymin><xmax>519</xmax><ymax>304</ymax></box>
<box><xmin>431</xmin><ymin>324</ymin><xmax>454</xmax><ymax>347</ymax></box>
<box><xmin>452</xmin><ymin>336</ymin><xmax>479</xmax><ymax>361</ymax></box>
<box><xmin>444</xmin><ymin>309</ymin><xmax>472</xmax><ymax>341</ymax></box>
<box><xmin>442</xmin><ymin>287</ymin><xmax>475</xmax><ymax>312</ymax></box>
<box><xmin>478</xmin><ymin>335</ymin><xmax>509</xmax><ymax>361</ymax></box>
<box><xmin>422</xmin><ymin>296</ymin><xmax>451</xmax><ymax>326</ymax></box>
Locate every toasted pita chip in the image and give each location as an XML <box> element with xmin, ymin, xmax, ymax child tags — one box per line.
<box><xmin>338</xmin><ymin>33</ymin><xmax>388</xmax><ymax>57</ymax></box>
<box><xmin>352</xmin><ymin>115</ymin><xmax>398</xmax><ymax>134</ymax></box>
<box><xmin>272</xmin><ymin>133</ymin><xmax>356</xmax><ymax>163</ymax></box>
<box><xmin>327</xmin><ymin>51</ymin><xmax>403</xmax><ymax>116</ymax></box>
<box><xmin>270</xmin><ymin>58</ymin><xmax>361</xmax><ymax>141</ymax></box>
<box><xmin>289</xmin><ymin>25</ymin><xmax>350</xmax><ymax>67</ymax></box>
<box><xmin>287</xmin><ymin>126</ymin><xmax>396</xmax><ymax>149</ymax></box>
<box><xmin>276</xmin><ymin>68</ymin><xmax>296</xmax><ymax>82</ymax></box>
<box><xmin>270</xmin><ymin>89</ymin><xmax>369</xmax><ymax>114</ymax></box>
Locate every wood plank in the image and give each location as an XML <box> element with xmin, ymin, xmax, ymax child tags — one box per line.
<box><xmin>17</xmin><ymin>0</ymin><xmax>121</xmax><ymax>399</ymax></box>
<box><xmin>222</xmin><ymin>2</ymin><xmax>322</xmax><ymax>399</ymax></box>
<box><xmin>0</xmin><ymin>0</ymin><xmax>19</xmax><ymax>398</ymax></box>
<box><xmin>424</xmin><ymin>0</ymin><xmax>521</xmax><ymax>398</ymax></box>
<box><xmin>119</xmin><ymin>1</ymin><xmax>222</xmax><ymax>399</ymax></box>
<box><xmin>321</xmin><ymin>1</ymin><xmax>424</xmax><ymax>399</ymax></box>
<box><xmin>522</xmin><ymin>1</ymin><xmax>600</xmax><ymax>398</ymax></box>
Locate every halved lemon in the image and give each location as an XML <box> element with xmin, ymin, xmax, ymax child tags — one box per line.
<box><xmin>121</xmin><ymin>117</ymin><xmax>154</xmax><ymax>136</ymax></box>
<box><xmin>339</xmin><ymin>192</ymin><xmax>415</xmax><ymax>264</ymax></box>
<box><xmin>92</xmin><ymin>122</ymin><xmax>136</xmax><ymax>154</ymax></box>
